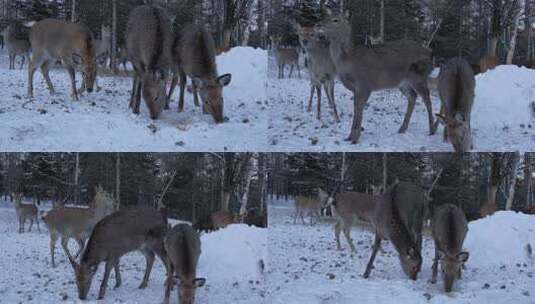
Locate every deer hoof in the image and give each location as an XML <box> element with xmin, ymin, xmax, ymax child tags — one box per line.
<box><xmin>398</xmin><ymin>126</ymin><xmax>408</xmax><ymax>134</ymax></box>
<box><xmin>138</xmin><ymin>282</ymin><xmax>148</xmax><ymax>289</ymax></box>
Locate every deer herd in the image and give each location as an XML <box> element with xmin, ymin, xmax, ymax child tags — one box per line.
<box><xmin>0</xmin><ymin>4</ymin><xmax>232</xmax><ymax>124</ymax></box>
<box><xmin>292</xmin><ymin>178</ymin><xmax>470</xmax><ymax>293</ymax></box>
<box><xmin>9</xmin><ymin>186</ymin><xmax>263</xmax><ymax>303</ymax></box>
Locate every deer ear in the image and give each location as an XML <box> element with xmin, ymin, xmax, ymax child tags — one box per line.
<box><xmin>193</xmin><ymin>278</ymin><xmax>206</xmax><ymax>287</ymax></box>
<box><xmin>218</xmin><ymin>74</ymin><xmax>232</xmax><ymax>87</ymax></box>
<box><xmin>457</xmin><ymin>252</ymin><xmax>469</xmax><ymax>263</ymax></box>
<box><xmin>72</xmin><ymin>53</ymin><xmax>83</xmax><ymax>65</ymax></box>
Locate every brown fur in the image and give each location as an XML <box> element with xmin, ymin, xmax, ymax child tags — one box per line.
<box><xmin>478</xmin><ymin>55</ymin><xmax>499</xmax><ymax>73</ymax></box>
<box><xmin>211</xmin><ymin>211</ymin><xmax>241</xmax><ymax>229</ymax></box>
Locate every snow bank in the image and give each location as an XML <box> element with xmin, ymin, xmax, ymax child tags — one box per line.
<box><xmin>465</xmin><ymin>211</ymin><xmax>535</xmax><ymax>268</ymax></box>
<box><xmin>217</xmin><ymin>47</ymin><xmax>267</xmax><ymax>101</ymax></box>
<box><xmin>473</xmin><ymin>65</ymin><xmax>535</xmax><ymax>130</ymax></box>
<box><xmin>199</xmin><ymin>224</ymin><xmax>267</xmax><ymax>282</ymax></box>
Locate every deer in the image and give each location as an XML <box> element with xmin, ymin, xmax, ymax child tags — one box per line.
<box><xmin>117</xmin><ymin>45</ymin><xmax>129</xmax><ymax>72</ymax></box>
<box><xmin>430</xmin><ymin>204</ymin><xmax>469</xmax><ymax>292</ymax></box>
<box><xmin>1</xmin><ymin>24</ymin><xmax>31</xmax><ymax>70</ymax></box>
<box><xmin>478</xmin><ymin>55</ymin><xmax>499</xmax><ymax>74</ymax></box>
<box><xmin>126</xmin><ymin>5</ymin><xmax>173</xmax><ymax>120</ymax></box>
<box><xmin>69</xmin><ymin>206</ymin><xmax>169</xmax><ymax>300</ymax></box>
<box><xmin>434</xmin><ymin>58</ymin><xmax>475</xmax><ymax>153</ymax></box>
<box><xmin>338</xmin><ymin>181</ymin><xmax>425</xmax><ymax>280</ymax></box>
<box><xmin>293</xmin><ymin>188</ymin><xmax>329</xmax><ymax>225</ymax></box>
<box><xmin>42</xmin><ymin>186</ymin><xmax>116</xmax><ymax>267</ymax></box>
<box><xmin>163</xmin><ymin>224</ymin><xmax>206</xmax><ymax>304</ymax></box>
<box><xmin>168</xmin><ymin>24</ymin><xmax>232</xmax><ymax>123</ymax></box>
<box><xmin>95</xmin><ymin>25</ymin><xmax>111</xmax><ymax>67</ymax></box>
<box><xmin>13</xmin><ymin>192</ymin><xmax>39</xmax><ymax>233</ymax></box>
<box><xmin>315</xmin><ymin>10</ymin><xmax>435</xmax><ymax>143</ymax></box>
<box><xmin>296</xmin><ymin>23</ymin><xmax>340</xmax><ymax>122</ymax></box>
<box><xmin>192</xmin><ymin>217</ymin><xmax>214</xmax><ymax>233</ymax></box>
<box><xmin>271</xmin><ymin>36</ymin><xmax>300</xmax><ymax>79</ymax></box>
<box><xmin>26</xmin><ymin>19</ymin><xmax>101</xmax><ymax>101</ymax></box>
<box><xmin>210</xmin><ymin>211</ymin><xmax>241</xmax><ymax>230</ymax></box>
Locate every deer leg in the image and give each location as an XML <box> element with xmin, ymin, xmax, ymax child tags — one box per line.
<box><xmin>151</xmin><ymin>240</ymin><xmax>169</xmax><ymax>275</ymax></box>
<box><xmin>300</xmin><ymin>211</ymin><xmax>306</xmax><ymax>225</ymax></box>
<box><xmin>74</xmin><ymin>238</ymin><xmax>84</xmax><ymax>259</ymax></box>
<box><xmin>40</xmin><ymin>61</ymin><xmax>56</xmax><ymax>95</ymax></box>
<box><xmin>163</xmin><ymin>260</ymin><xmax>175</xmax><ymax>304</ymax></box>
<box><xmin>97</xmin><ymin>260</ymin><xmax>113</xmax><ymax>300</ymax></box>
<box><xmin>316</xmin><ymin>85</ymin><xmax>322</xmax><ymax>120</ymax></box>
<box><xmin>114</xmin><ymin>260</ymin><xmax>122</xmax><ymax>288</ymax></box>
<box><xmin>307</xmin><ymin>84</ymin><xmax>314</xmax><ymax>112</ymax></box>
<box><xmin>28</xmin><ymin>53</ymin><xmax>45</xmax><ymax>99</ymax></box>
<box><xmin>28</xmin><ymin>218</ymin><xmax>33</xmax><ymax>232</ymax></box>
<box><xmin>363</xmin><ymin>235</ymin><xmax>382</xmax><ymax>278</ymax></box>
<box><xmin>326</xmin><ymin>81</ymin><xmax>340</xmax><ymax>123</ymax></box>
<box><xmin>50</xmin><ymin>231</ymin><xmax>58</xmax><ymax>267</ymax></box>
<box><xmin>139</xmin><ymin>249</ymin><xmax>155</xmax><ymax>289</ymax></box>
<box><xmin>20</xmin><ymin>55</ymin><xmax>25</xmax><ymax>70</ymax></box>
<box><xmin>297</xmin><ymin>63</ymin><xmax>301</xmax><ymax>79</ymax></box>
<box><xmin>399</xmin><ymin>86</ymin><xmax>417</xmax><ymax>134</ymax></box>
<box><xmin>293</xmin><ymin>210</ymin><xmax>298</xmax><ymax>224</ymax></box>
<box><xmin>413</xmin><ymin>82</ymin><xmax>436</xmax><ymax>135</ymax></box>
<box><xmin>334</xmin><ymin>221</ymin><xmax>343</xmax><ymax>250</ymax></box>
<box><xmin>61</xmin><ymin>237</ymin><xmax>75</xmax><ymax>262</ymax></box>
<box><xmin>18</xmin><ymin>216</ymin><xmax>23</xmax><ymax>233</ymax></box>
<box><xmin>167</xmin><ymin>71</ymin><xmax>178</xmax><ymax>110</ymax></box>
<box><xmin>289</xmin><ymin>64</ymin><xmax>294</xmax><ymax>79</ymax></box>
<box><xmin>431</xmin><ymin>248</ymin><xmax>439</xmax><ymax>284</ymax></box>
<box><xmin>178</xmin><ymin>72</ymin><xmax>187</xmax><ymax>112</ymax></box>
<box><xmin>36</xmin><ymin>216</ymin><xmax>40</xmax><ymax>232</ymax></box>
<box><xmin>342</xmin><ymin>217</ymin><xmax>356</xmax><ymax>252</ymax></box>
<box><xmin>347</xmin><ymin>89</ymin><xmax>370</xmax><ymax>143</ymax></box>
<box><xmin>9</xmin><ymin>53</ymin><xmax>14</xmax><ymax>69</ymax></box>
<box><xmin>133</xmin><ymin>76</ymin><xmax>142</xmax><ymax>114</ymax></box>
<box><xmin>66</xmin><ymin>66</ymin><xmax>79</xmax><ymax>101</ymax></box>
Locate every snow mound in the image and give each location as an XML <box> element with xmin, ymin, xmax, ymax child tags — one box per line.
<box><xmin>217</xmin><ymin>47</ymin><xmax>267</xmax><ymax>101</ymax></box>
<box><xmin>465</xmin><ymin>211</ymin><xmax>535</xmax><ymax>268</ymax></box>
<box><xmin>473</xmin><ymin>65</ymin><xmax>535</xmax><ymax>130</ymax></box>
<box><xmin>199</xmin><ymin>224</ymin><xmax>267</xmax><ymax>282</ymax></box>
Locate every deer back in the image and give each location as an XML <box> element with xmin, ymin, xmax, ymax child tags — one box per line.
<box><xmin>165</xmin><ymin>224</ymin><xmax>201</xmax><ymax>278</ymax></box>
<box><xmin>333</xmin><ymin>191</ymin><xmax>375</xmax><ymax>222</ymax></box>
<box><xmin>438</xmin><ymin>58</ymin><xmax>475</xmax><ymax>118</ymax></box>
<box><xmin>211</xmin><ymin>211</ymin><xmax>238</xmax><ymax>229</ymax></box>
<box><xmin>42</xmin><ymin>206</ymin><xmax>96</xmax><ymax>238</ymax></box>
<box><xmin>431</xmin><ymin>204</ymin><xmax>468</xmax><ymax>254</ymax></box>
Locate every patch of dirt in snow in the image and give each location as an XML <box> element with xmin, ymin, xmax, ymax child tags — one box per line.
<box><xmin>266</xmin><ymin>204</ymin><xmax>535</xmax><ymax>304</ymax></box>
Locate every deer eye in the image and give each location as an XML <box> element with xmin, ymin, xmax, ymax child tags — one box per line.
<box><xmin>332</xmin><ymin>18</ymin><xmax>339</xmax><ymax>23</ymax></box>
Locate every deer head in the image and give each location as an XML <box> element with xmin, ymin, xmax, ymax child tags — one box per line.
<box><xmin>192</xmin><ymin>74</ymin><xmax>232</xmax><ymax>123</ymax></box>
<box><xmin>438</xmin><ymin>251</ymin><xmax>469</xmax><ymax>292</ymax></box>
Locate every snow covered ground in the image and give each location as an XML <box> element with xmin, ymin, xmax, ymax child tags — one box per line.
<box><xmin>266</xmin><ymin>198</ymin><xmax>535</xmax><ymax>304</ymax></box>
<box><xmin>0</xmin><ymin>200</ymin><xmax>267</xmax><ymax>303</ymax></box>
<box><xmin>267</xmin><ymin>55</ymin><xmax>535</xmax><ymax>152</ymax></box>
<box><xmin>0</xmin><ymin>47</ymin><xmax>268</xmax><ymax>152</ymax></box>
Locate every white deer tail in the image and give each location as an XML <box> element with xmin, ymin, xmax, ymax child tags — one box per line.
<box><xmin>24</xmin><ymin>21</ymin><xmax>36</xmax><ymax>28</ymax></box>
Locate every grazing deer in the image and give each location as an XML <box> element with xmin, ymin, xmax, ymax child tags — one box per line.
<box><xmin>168</xmin><ymin>24</ymin><xmax>232</xmax><ymax>123</ymax></box>
<box><xmin>478</xmin><ymin>55</ymin><xmax>499</xmax><ymax>74</ymax></box>
<box><xmin>244</xmin><ymin>209</ymin><xmax>268</xmax><ymax>228</ymax></box>
<box><xmin>42</xmin><ymin>186</ymin><xmax>116</xmax><ymax>267</ymax></box>
<box><xmin>435</xmin><ymin>58</ymin><xmax>475</xmax><ymax>152</ymax></box>
<box><xmin>430</xmin><ymin>204</ymin><xmax>469</xmax><ymax>292</ymax></box>
<box><xmin>357</xmin><ymin>181</ymin><xmax>425</xmax><ymax>280</ymax></box>
<box><xmin>293</xmin><ymin>188</ymin><xmax>329</xmax><ymax>225</ymax></box>
<box><xmin>315</xmin><ymin>11</ymin><xmax>435</xmax><ymax>143</ymax></box>
<box><xmin>26</xmin><ymin>19</ymin><xmax>101</xmax><ymax>100</ymax></box>
<box><xmin>296</xmin><ymin>24</ymin><xmax>340</xmax><ymax>122</ymax></box>
<box><xmin>210</xmin><ymin>211</ymin><xmax>241</xmax><ymax>230</ymax></box>
<box><xmin>13</xmin><ymin>193</ymin><xmax>39</xmax><ymax>233</ymax></box>
<box><xmin>126</xmin><ymin>5</ymin><xmax>173</xmax><ymax>119</ymax></box>
<box><xmin>1</xmin><ymin>25</ymin><xmax>31</xmax><ymax>70</ymax></box>
<box><xmin>163</xmin><ymin>224</ymin><xmax>206</xmax><ymax>304</ymax></box>
<box><xmin>95</xmin><ymin>25</ymin><xmax>111</xmax><ymax>67</ymax></box>
<box><xmin>69</xmin><ymin>206</ymin><xmax>169</xmax><ymax>300</ymax></box>
<box><xmin>271</xmin><ymin>36</ymin><xmax>300</xmax><ymax>79</ymax></box>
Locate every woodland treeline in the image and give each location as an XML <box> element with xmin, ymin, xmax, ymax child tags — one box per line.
<box><xmin>0</xmin><ymin>153</ymin><xmax>268</xmax><ymax>223</ymax></box>
<box><xmin>269</xmin><ymin>0</ymin><xmax>535</xmax><ymax>66</ymax></box>
<box><xmin>267</xmin><ymin>153</ymin><xmax>535</xmax><ymax>220</ymax></box>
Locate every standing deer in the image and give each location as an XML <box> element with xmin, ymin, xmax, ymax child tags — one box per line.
<box><xmin>435</xmin><ymin>58</ymin><xmax>475</xmax><ymax>152</ymax></box>
<box><xmin>69</xmin><ymin>206</ymin><xmax>169</xmax><ymax>300</ymax></box>
<box><xmin>211</xmin><ymin>211</ymin><xmax>241</xmax><ymax>230</ymax></box>
<box><xmin>296</xmin><ymin>24</ymin><xmax>340</xmax><ymax>122</ymax></box>
<box><xmin>357</xmin><ymin>181</ymin><xmax>425</xmax><ymax>280</ymax></box>
<box><xmin>430</xmin><ymin>204</ymin><xmax>469</xmax><ymax>292</ymax></box>
<box><xmin>42</xmin><ymin>186</ymin><xmax>116</xmax><ymax>267</ymax></box>
<box><xmin>95</xmin><ymin>25</ymin><xmax>111</xmax><ymax>67</ymax></box>
<box><xmin>271</xmin><ymin>36</ymin><xmax>300</xmax><ymax>79</ymax></box>
<box><xmin>192</xmin><ymin>217</ymin><xmax>214</xmax><ymax>233</ymax></box>
<box><xmin>1</xmin><ymin>25</ymin><xmax>31</xmax><ymax>70</ymax></box>
<box><xmin>293</xmin><ymin>188</ymin><xmax>329</xmax><ymax>225</ymax></box>
<box><xmin>163</xmin><ymin>224</ymin><xmax>206</xmax><ymax>304</ymax></box>
<box><xmin>168</xmin><ymin>24</ymin><xmax>232</xmax><ymax>123</ymax></box>
<box><xmin>126</xmin><ymin>5</ymin><xmax>173</xmax><ymax>119</ymax></box>
<box><xmin>117</xmin><ymin>45</ymin><xmax>129</xmax><ymax>72</ymax></box>
<box><xmin>315</xmin><ymin>11</ymin><xmax>435</xmax><ymax>143</ymax></box>
<box><xmin>13</xmin><ymin>193</ymin><xmax>39</xmax><ymax>233</ymax></box>
<box><xmin>26</xmin><ymin>19</ymin><xmax>100</xmax><ymax>100</ymax></box>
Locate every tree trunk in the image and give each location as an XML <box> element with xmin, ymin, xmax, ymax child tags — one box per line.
<box><xmin>379</xmin><ymin>0</ymin><xmax>384</xmax><ymax>43</ymax></box>
<box><xmin>489</xmin><ymin>37</ymin><xmax>499</xmax><ymax>57</ymax></box>
<box><xmin>239</xmin><ymin>157</ymin><xmax>255</xmax><ymax>217</ymax></box>
<box><xmin>71</xmin><ymin>0</ymin><xmax>76</xmax><ymax>22</ymax></box>
<box><xmin>525</xmin><ymin>154</ymin><xmax>532</xmax><ymax>210</ymax></box>
<box><xmin>110</xmin><ymin>0</ymin><xmax>117</xmax><ymax>73</ymax></box>
<box><xmin>505</xmin><ymin>152</ymin><xmax>520</xmax><ymax>210</ymax></box>
<box><xmin>506</xmin><ymin>10</ymin><xmax>521</xmax><ymax>64</ymax></box>
<box><xmin>382</xmin><ymin>153</ymin><xmax>387</xmax><ymax>192</ymax></box>
<box><xmin>74</xmin><ymin>152</ymin><xmax>79</xmax><ymax>205</ymax></box>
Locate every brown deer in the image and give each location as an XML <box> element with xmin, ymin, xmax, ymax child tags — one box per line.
<box><xmin>126</xmin><ymin>5</ymin><xmax>173</xmax><ymax>119</ymax></box>
<box><xmin>354</xmin><ymin>181</ymin><xmax>425</xmax><ymax>280</ymax></box>
<box><xmin>168</xmin><ymin>24</ymin><xmax>232</xmax><ymax>123</ymax></box>
<box><xmin>192</xmin><ymin>217</ymin><xmax>214</xmax><ymax>233</ymax></box>
<box><xmin>69</xmin><ymin>206</ymin><xmax>169</xmax><ymax>300</ymax></box>
<box><xmin>13</xmin><ymin>192</ymin><xmax>39</xmax><ymax>233</ymax></box>
<box><xmin>296</xmin><ymin>24</ymin><xmax>340</xmax><ymax>122</ymax></box>
<box><xmin>315</xmin><ymin>10</ymin><xmax>435</xmax><ymax>143</ymax></box>
<box><xmin>163</xmin><ymin>224</ymin><xmax>206</xmax><ymax>304</ymax></box>
<box><xmin>42</xmin><ymin>186</ymin><xmax>116</xmax><ymax>267</ymax></box>
<box><xmin>1</xmin><ymin>25</ymin><xmax>31</xmax><ymax>70</ymax></box>
<box><xmin>478</xmin><ymin>55</ymin><xmax>499</xmax><ymax>74</ymax></box>
<box><xmin>293</xmin><ymin>188</ymin><xmax>329</xmax><ymax>225</ymax></box>
<box><xmin>26</xmin><ymin>19</ymin><xmax>100</xmax><ymax>100</ymax></box>
<box><xmin>435</xmin><ymin>58</ymin><xmax>475</xmax><ymax>152</ymax></box>
<box><xmin>430</xmin><ymin>204</ymin><xmax>469</xmax><ymax>292</ymax></box>
<box><xmin>211</xmin><ymin>211</ymin><xmax>241</xmax><ymax>230</ymax></box>
<box><xmin>271</xmin><ymin>36</ymin><xmax>300</xmax><ymax>79</ymax></box>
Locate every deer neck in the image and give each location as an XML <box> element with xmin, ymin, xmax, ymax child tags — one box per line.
<box><xmin>327</xmin><ymin>26</ymin><xmax>353</xmax><ymax>70</ymax></box>
<box><xmin>388</xmin><ymin>202</ymin><xmax>416</xmax><ymax>254</ymax></box>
